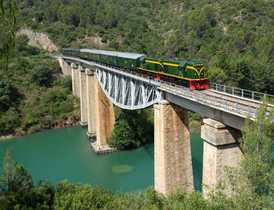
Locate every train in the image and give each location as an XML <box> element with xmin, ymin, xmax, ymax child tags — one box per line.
<box><xmin>62</xmin><ymin>48</ymin><xmax>209</xmax><ymax>90</ymax></box>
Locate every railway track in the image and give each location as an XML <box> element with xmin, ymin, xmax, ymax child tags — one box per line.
<box><xmin>204</xmin><ymin>89</ymin><xmax>273</xmax><ymax>110</ymax></box>
<box><xmin>160</xmin><ymin>82</ymin><xmax>260</xmax><ymax>119</ymax></box>
<box><xmin>60</xmin><ymin>55</ymin><xmax>273</xmax><ymax>120</ymax></box>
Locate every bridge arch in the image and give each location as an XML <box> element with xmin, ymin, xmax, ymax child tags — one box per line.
<box><xmin>96</xmin><ymin>67</ymin><xmax>162</xmax><ymax>110</ymax></box>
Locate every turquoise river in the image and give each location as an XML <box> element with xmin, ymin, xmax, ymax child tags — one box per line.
<box><xmin>0</xmin><ymin>127</ymin><xmax>203</xmax><ymax>192</ymax></box>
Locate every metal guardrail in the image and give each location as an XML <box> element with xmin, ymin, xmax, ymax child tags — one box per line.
<box><xmin>210</xmin><ymin>83</ymin><xmax>274</xmax><ymax>104</ymax></box>
<box><xmin>159</xmin><ymin>81</ymin><xmax>257</xmax><ymax>119</ymax></box>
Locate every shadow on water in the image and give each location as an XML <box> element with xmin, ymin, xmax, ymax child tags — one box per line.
<box><xmin>190</xmin><ymin>133</ymin><xmax>203</xmax><ymax>191</ymax></box>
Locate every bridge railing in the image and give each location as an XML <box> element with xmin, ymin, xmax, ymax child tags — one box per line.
<box><xmin>210</xmin><ymin>83</ymin><xmax>274</xmax><ymax>104</ymax></box>
<box><xmin>160</xmin><ymin>81</ymin><xmax>258</xmax><ymax>118</ymax></box>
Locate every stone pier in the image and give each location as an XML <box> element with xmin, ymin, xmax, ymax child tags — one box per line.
<box><xmin>79</xmin><ymin>67</ymin><xmax>88</xmax><ymax>126</ymax></box>
<box><xmin>93</xmin><ymin>79</ymin><xmax>115</xmax><ymax>153</ymax></box>
<box><xmin>71</xmin><ymin>63</ymin><xmax>80</xmax><ymax>97</ymax></box>
<box><xmin>58</xmin><ymin>58</ymin><xmax>71</xmax><ymax>76</ymax></box>
<box><xmin>86</xmin><ymin>69</ymin><xmax>96</xmax><ymax>137</ymax></box>
<box><xmin>154</xmin><ymin>100</ymin><xmax>194</xmax><ymax>195</ymax></box>
<box><xmin>201</xmin><ymin>118</ymin><xmax>242</xmax><ymax>198</ymax></box>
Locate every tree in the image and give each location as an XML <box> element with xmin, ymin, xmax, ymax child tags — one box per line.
<box><xmin>111</xmin><ymin>117</ymin><xmax>137</xmax><ymax>150</ymax></box>
<box><xmin>0</xmin><ymin>150</ymin><xmax>33</xmax><ymax>193</ymax></box>
<box><xmin>241</xmin><ymin>103</ymin><xmax>274</xmax><ymax>197</ymax></box>
<box><xmin>0</xmin><ymin>151</ymin><xmax>55</xmax><ymax>210</ymax></box>
<box><xmin>31</xmin><ymin>65</ymin><xmax>55</xmax><ymax>87</ymax></box>
<box><xmin>218</xmin><ymin>103</ymin><xmax>274</xmax><ymax>209</ymax></box>
<box><xmin>0</xmin><ymin>150</ymin><xmax>16</xmax><ymax>193</ymax></box>
<box><xmin>0</xmin><ymin>79</ymin><xmax>20</xmax><ymax>112</ymax></box>
<box><xmin>0</xmin><ymin>0</ymin><xmax>17</xmax><ymax>72</ymax></box>
<box><xmin>0</xmin><ymin>108</ymin><xmax>20</xmax><ymax>135</ymax></box>
<box><xmin>110</xmin><ymin>109</ymin><xmax>153</xmax><ymax>150</ymax></box>
<box><xmin>55</xmin><ymin>181</ymin><xmax>114</xmax><ymax>210</ymax></box>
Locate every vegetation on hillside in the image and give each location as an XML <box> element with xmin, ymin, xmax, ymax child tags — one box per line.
<box><xmin>17</xmin><ymin>0</ymin><xmax>274</xmax><ymax>94</ymax></box>
<box><xmin>0</xmin><ymin>0</ymin><xmax>16</xmax><ymax>72</ymax></box>
<box><xmin>110</xmin><ymin>109</ymin><xmax>153</xmax><ymax>150</ymax></box>
<box><xmin>216</xmin><ymin>103</ymin><xmax>274</xmax><ymax>209</ymax></box>
<box><xmin>0</xmin><ymin>35</ymin><xmax>79</xmax><ymax>137</ymax></box>
<box><xmin>0</xmin><ymin>1</ymin><xmax>79</xmax><ymax>137</ymax></box>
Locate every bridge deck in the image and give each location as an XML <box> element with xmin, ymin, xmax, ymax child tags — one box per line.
<box><xmin>60</xmin><ymin>55</ymin><xmax>273</xmax><ymax>128</ymax></box>
<box><xmin>159</xmin><ymin>83</ymin><xmax>257</xmax><ymax>119</ymax></box>
<box><xmin>205</xmin><ymin>90</ymin><xmax>273</xmax><ymax>110</ymax></box>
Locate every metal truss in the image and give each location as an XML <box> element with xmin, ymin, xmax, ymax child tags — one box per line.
<box><xmin>96</xmin><ymin>67</ymin><xmax>162</xmax><ymax>110</ymax></box>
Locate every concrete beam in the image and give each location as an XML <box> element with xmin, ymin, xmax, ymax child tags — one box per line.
<box><xmin>154</xmin><ymin>100</ymin><xmax>194</xmax><ymax>195</ymax></box>
<box><xmin>86</xmin><ymin>69</ymin><xmax>96</xmax><ymax>137</ymax></box>
<box><xmin>201</xmin><ymin>118</ymin><xmax>242</xmax><ymax>198</ymax></box>
<box><xmin>166</xmin><ymin>93</ymin><xmax>245</xmax><ymax>130</ymax></box>
<box><xmin>201</xmin><ymin>119</ymin><xmax>242</xmax><ymax>146</ymax></box>
<box><xmin>79</xmin><ymin>67</ymin><xmax>88</xmax><ymax>126</ymax></box>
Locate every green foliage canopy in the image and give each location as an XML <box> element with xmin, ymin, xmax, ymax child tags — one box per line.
<box><xmin>110</xmin><ymin>109</ymin><xmax>153</xmax><ymax>150</ymax></box>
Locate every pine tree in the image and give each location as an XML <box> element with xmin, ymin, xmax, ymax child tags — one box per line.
<box><xmin>0</xmin><ymin>0</ymin><xmax>17</xmax><ymax>72</ymax></box>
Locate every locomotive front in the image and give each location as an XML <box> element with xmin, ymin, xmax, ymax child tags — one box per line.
<box><xmin>184</xmin><ymin>62</ymin><xmax>208</xmax><ymax>90</ymax></box>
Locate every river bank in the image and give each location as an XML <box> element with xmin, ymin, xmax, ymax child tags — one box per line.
<box><xmin>0</xmin><ymin>115</ymin><xmax>80</xmax><ymax>141</ymax></box>
<box><xmin>0</xmin><ymin>118</ymin><xmax>202</xmax><ymax>142</ymax></box>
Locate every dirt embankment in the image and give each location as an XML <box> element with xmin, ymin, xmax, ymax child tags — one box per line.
<box><xmin>17</xmin><ymin>28</ymin><xmax>58</xmax><ymax>53</ymax></box>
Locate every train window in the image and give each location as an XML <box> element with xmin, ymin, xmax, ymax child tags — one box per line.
<box><xmin>140</xmin><ymin>57</ymin><xmax>145</xmax><ymax>63</ymax></box>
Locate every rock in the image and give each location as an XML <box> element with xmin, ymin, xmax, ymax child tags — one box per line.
<box><xmin>17</xmin><ymin>28</ymin><xmax>58</xmax><ymax>53</ymax></box>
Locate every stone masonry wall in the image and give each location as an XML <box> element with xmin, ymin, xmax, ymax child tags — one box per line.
<box><xmin>95</xmin><ymin>80</ymin><xmax>115</xmax><ymax>146</ymax></box>
<box><xmin>154</xmin><ymin>100</ymin><xmax>194</xmax><ymax>195</ymax></box>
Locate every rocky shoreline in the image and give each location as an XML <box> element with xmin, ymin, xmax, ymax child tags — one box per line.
<box><xmin>0</xmin><ymin>116</ymin><xmax>80</xmax><ymax>141</ymax></box>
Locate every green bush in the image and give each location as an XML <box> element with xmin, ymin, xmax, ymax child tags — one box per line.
<box><xmin>0</xmin><ymin>108</ymin><xmax>20</xmax><ymax>135</ymax></box>
<box><xmin>110</xmin><ymin>109</ymin><xmax>153</xmax><ymax>150</ymax></box>
<box><xmin>0</xmin><ymin>151</ymin><xmax>55</xmax><ymax>210</ymax></box>
<box><xmin>31</xmin><ymin>65</ymin><xmax>55</xmax><ymax>87</ymax></box>
<box><xmin>0</xmin><ymin>80</ymin><xmax>21</xmax><ymax>112</ymax></box>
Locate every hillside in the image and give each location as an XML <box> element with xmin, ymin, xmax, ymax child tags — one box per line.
<box><xmin>17</xmin><ymin>0</ymin><xmax>274</xmax><ymax>94</ymax></box>
<box><xmin>0</xmin><ymin>34</ymin><xmax>79</xmax><ymax>137</ymax></box>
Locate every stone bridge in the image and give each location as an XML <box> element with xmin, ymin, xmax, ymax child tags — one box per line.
<box><xmin>58</xmin><ymin>56</ymin><xmax>273</xmax><ymax>197</ymax></box>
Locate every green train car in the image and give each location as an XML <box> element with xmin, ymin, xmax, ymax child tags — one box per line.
<box><xmin>62</xmin><ymin>48</ymin><xmax>208</xmax><ymax>90</ymax></box>
<box><xmin>139</xmin><ymin>57</ymin><xmax>208</xmax><ymax>89</ymax></box>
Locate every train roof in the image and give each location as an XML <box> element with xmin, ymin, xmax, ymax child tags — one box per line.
<box><xmin>146</xmin><ymin>56</ymin><xmax>204</xmax><ymax>66</ymax></box>
<box><xmin>81</xmin><ymin>48</ymin><xmax>145</xmax><ymax>59</ymax></box>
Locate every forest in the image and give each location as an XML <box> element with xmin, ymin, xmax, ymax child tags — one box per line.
<box><xmin>0</xmin><ymin>34</ymin><xmax>79</xmax><ymax>136</ymax></box>
<box><xmin>0</xmin><ymin>1</ymin><xmax>80</xmax><ymax>137</ymax></box>
<box><xmin>16</xmin><ymin>0</ymin><xmax>274</xmax><ymax>94</ymax></box>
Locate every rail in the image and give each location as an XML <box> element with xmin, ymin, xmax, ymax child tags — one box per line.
<box><xmin>210</xmin><ymin>83</ymin><xmax>274</xmax><ymax>104</ymax></box>
<box><xmin>159</xmin><ymin>81</ymin><xmax>258</xmax><ymax>119</ymax></box>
